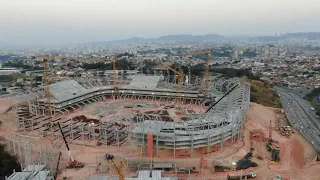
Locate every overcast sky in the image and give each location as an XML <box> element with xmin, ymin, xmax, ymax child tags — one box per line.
<box><xmin>0</xmin><ymin>0</ymin><xmax>319</xmax><ymax>46</ymax></box>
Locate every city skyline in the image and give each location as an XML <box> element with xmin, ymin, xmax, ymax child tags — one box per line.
<box><xmin>1</xmin><ymin>0</ymin><xmax>320</xmax><ymax>46</ymax></box>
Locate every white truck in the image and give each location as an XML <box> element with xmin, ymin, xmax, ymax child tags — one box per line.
<box><xmin>227</xmin><ymin>172</ymin><xmax>257</xmax><ymax>180</ymax></box>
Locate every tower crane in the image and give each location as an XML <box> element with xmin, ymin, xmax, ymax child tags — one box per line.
<box><xmin>42</xmin><ymin>56</ymin><xmax>54</xmax><ymax>135</ymax></box>
<box><xmin>163</xmin><ymin>63</ymin><xmax>184</xmax><ymax>120</ymax></box>
<box><xmin>43</xmin><ymin>57</ymin><xmax>52</xmax><ymax>116</ymax></box>
<box><xmin>105</xmin><ymin>154</ymin><xmax>126</xmax><ymax>180</ymax></box>
<box><xmin>104</xmin><ymin>56</ymin><xmax>119</xmax><ymax>98</ymax></box>
<box><xmin>102</xmin><ymin>56</ymin><xmax>119</xmax><ymax>99</ymax></box>
<box><xmin>111</xmin><ymin>56</ymin><xmax>119</xmax><ymax>96</ymax></box>
<box><xmin>186</xmin><ymin>50</ymin><xmax>214</xmax><ymax>95</ymax></box>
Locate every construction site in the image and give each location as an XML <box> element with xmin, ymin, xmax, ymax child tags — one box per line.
<box><xmin>1</xmin><ymin>57</ymin><xmax>320</xmax><ymax>180</ymax></box>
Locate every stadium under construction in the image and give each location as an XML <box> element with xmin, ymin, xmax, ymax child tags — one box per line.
<box><xmin>6</xmin><ymin>72</ymin><xmax>250</xmax><ymax>179</ymax></box>
<box><xmin>14</xmin><ymin>73</ymin><xmax>249</xmax><ymax>155</ymax></box>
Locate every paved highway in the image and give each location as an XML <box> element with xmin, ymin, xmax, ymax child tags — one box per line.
<box><xmin>275</xmin><ymin>86</ymin><xmax>320</xmax><ymax>151</ymax></box>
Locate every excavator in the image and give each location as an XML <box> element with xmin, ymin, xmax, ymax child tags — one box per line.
<box><xmin>57</xmin><ymin>122</ymin><xmax>84</xmax><ymax>169</ymax></box>
<box><xmin>124</xmin><ymin>96</ymin><xmax>134</xmax><ymax>108</ymax></box>
<box><xmin>105</xmin><ymin>154</ymin><xmax>126</xmax><ymax>180</ymax></box>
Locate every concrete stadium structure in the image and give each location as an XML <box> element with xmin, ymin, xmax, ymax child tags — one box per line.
<box><xmin>132</xmin><ymin>81</ymin><xmax>250</xmax><ymax>156</ymax></box>
<box><xmin>25</xmin><ymin>75</ymin><xmax>209</xmax><ymax>115</ymax></box>
<box><xmin>13</xmin><ymin>74</ymin><xmax>250</xmax><ymax>158</ymax></box>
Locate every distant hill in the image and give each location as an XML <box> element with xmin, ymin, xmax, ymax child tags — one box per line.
<box><xmin>86</xmin><ymin>34</ymin><xmax>228</xmax><ymax>46</ymax></box>
<box><xmin>251</xmin><ymin>32</ymin><xmax>320</xmax><ymax>42</ymax></box>
<box><xmin>2</xmin><ymin>32</ymin><xmax>320</xmax><ymax>48</ymax></box>
<box><xmin>283</xmin><ymin>32</ymin><xmax>320</xmax><ymax>40</ymax></box>
<box><xmin>85</xmin><ymin>32</ymin><xmax>320</xmax><ymax>46</ymax></box>
<box><xmin>157</xmin><ymin>34</ymin><xmax>226</xmax><ymax>41</ymax></box>
<box><xmin>86</xmin><ymin>37</ymin><xmax>147</xmax><ymax>46</ymax></box>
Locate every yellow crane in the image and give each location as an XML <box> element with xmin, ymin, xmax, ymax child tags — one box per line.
<box><xmin>105</xmin><ymin>154</ymin><xmax>125</xmax><ymax>180</ymax></box>
<box><xmin>124</xmin><ymin>95</ymin><xmax>134</xmax><ymax>108</ymax></box>
<box><xmin>111</xmin><ymin>56</ymin><xmax>119</xmax><ymax>98</ymax></box>
<box><xmin>42</xmin><ymin>56</ymin><xmax>54</xmax><ymax>134</ymax></box>
<box><xmin>163</xmin><ymin>64</ymin><xmax>184</xmax><ymax>120</ymax></box>
<box><xmin>187</xmin><ymin>50</ymin><xmax>214</xmax><ymax>95</ymax></box>
<box><xmin>104</xmin><ymin>56</ymin><xmax>119</xmax><ymax>99</ymax></box>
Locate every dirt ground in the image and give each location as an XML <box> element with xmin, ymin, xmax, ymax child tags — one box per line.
<box><xmin>244</xmin><ymin>103</ymin><xmax>320</xmax><ymax>180</ymax></box>
<box><xmin>57</xmin><ymin>103</ymin><xmax>320</xmax><ymax>180</ymax></box>
<box><xmin>1</xmin><ymin>100</ymin><xmax>320</xmax><ymax>180</ymax></box>
<box><xmin>0</xmin><ymin>99</ymin><xmax>20</xmax><ymax>114</ymax></box>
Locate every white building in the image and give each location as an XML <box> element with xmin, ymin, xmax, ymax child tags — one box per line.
<box><xmin>0</xmin><ymin>68</ymin><xmax>20</xmax><ymax>75</ymax></box>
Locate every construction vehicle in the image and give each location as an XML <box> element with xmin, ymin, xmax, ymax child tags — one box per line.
<box><xmin>271</xmin><ymin>149</ymin><xmax>281</xmax><ymax>162</ymax></box>
<box><xmin>105</xmin><ymin>154</ymin><xmax>125</xmax><ymax>180</ymax></box>
<box><xmin>227</xmin><ymin>172</ymin><xmax>257</xmax><ymax>180</ymax></box>
<box><xmin>274</xmin><ymin>175</ymin><xmax>284</xmax><ymax>180</ymax></box>
<box><xmin>279</xmin><ymin>126</ymin><xmax>292</xmax><ymax>138</ymax></box>
<box><xmin>267</xmin><ymin>143</ymin><xmax>273</xmax><ymax>152</ymax></box>
<box><xmin>255</xmin><ymin>155</ymin><xmax>264</xmax><ymax>160</ymax></box>
<box><xmin>57</xmin><ymin>122</ymin><xmax>84</xmax><ymax>169</ymax></box>
<box><xmin>124</xmin><ymin>104</ymin><xmax>133</xmax><ymax>108</ymax></box>
<box><xmin>124</xmin><ymin>96</ymin><xmax>134</xmax><ymax>108</ymax></box>
<box><xmin>177</xmin><ymin>167</ymin><xmax>198</xmax><ymax>174</ymax></box>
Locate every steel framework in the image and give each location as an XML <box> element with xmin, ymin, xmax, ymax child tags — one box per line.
<box><xmin>12</xmin><ymin>74</ymin><xmax>249</xmax><ymax>160</ymax></box>
<box><xmin>132</xmin><ymin>78</ymin><xmax>250</xmax><ymax>157</ymax></box>
<box><xmin>4</xmin><ymin>134</ymin><xmax>58</xmax><ymax>180</ymax></box>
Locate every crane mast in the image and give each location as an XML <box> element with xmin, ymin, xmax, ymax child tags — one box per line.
<box><xmin>105</xmin><ymin>154</ymin><xmax>125</xmax><ymax>180</ymax></box>
<box><xmin>163</xmin><ymin>64</ymin><xmax>184</xmax><ymax>120</ymax></box>
<box><xmin>43</xmin><ymin>57</ymin><xmax>52</xmax><ymax>116</ymax></box>
<box><xmin>186</xmin><ymin>50</ymin><xmax>214</xmax><ymax>95</ymax></box>
<box><xmin>177</xmin><ymin>67</ymin><xmax>183</xmax><ymax>106</ymax></box>
<box><xmin>112</xmin><ymin>57</ymin><xmax>119</xmax><ymax>98</ymax></box>
<box><xmin>205</xmin><ymin>53</ymin><xmax>210</xmax><ymax>95</ymax></box>
<box><xmin>42</xmin><ymin>57</ymin><xmax>54</xmax><ymax>134</ymax></box>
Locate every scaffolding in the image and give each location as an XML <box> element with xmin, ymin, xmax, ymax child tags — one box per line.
<box><xmin>4</xmin><ymin>134</ymin><xmax>58</xmax><ymax>180</ymax></box>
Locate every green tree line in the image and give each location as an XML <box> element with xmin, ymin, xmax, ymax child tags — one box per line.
<box><xmin>212</xmin><ymin>68</ymin><xmax>260</xmax><ymax>80</ymax></box>
<box><xmin>82</xmin><ymin>59</ymin><xmax>135</xmax><ymax>70</ymax></box>
<box><xmin>3</xmin><ymin>61</ymin><xmax>42</xmax><ymax>70</ymax></box>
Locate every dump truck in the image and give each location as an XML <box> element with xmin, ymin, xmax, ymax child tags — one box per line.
<box><xmin>227</xmin><ymin>172</ymin><xmax>257</xmax><ymax>180</ymax></box>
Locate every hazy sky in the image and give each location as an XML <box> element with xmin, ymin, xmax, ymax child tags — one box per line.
<box><xmin>0</xmin><ymin>0</ymin><xmax>319</xmax><ymax>46</ymax></box>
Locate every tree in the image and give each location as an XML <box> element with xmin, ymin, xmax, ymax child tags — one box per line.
<box><xmin>250</xmin><ymin>93</ymin><xmax>257</xmax><ymax>102</ymax></box>
<box><xmin>243</xmin><ymin>50</ymin><xmax>258</xmax><ymax>58</ymax></box>
<box><xmin>14</xmin><ymin>83</ymin><xmax>24</xmax><ymax>88</ymax></box>
<box><xmin>305</xmin><ymin>87</ymin><xmax>320</xmax><ymax>101</ymax></box>
<box><xmin>143</xmin><ymin>60</ymin><xmax>157</xmax><ymax>68</ymax></box>
<box><xmin>212</xmin><ymin>68</ymin><xmax>260</xmax><ymax>80</ymax></box>
<box><xmin>117</xmin><ymin>52</ymin><xmax>134</xmax><ymax>58</ymax></box>
<box><xmin>35</xmin><ymin>76</ymin><xmax>42</xmax><ymax>82</ymax></box>
<box><xmin>82</xmin><ymin>59</ymin><xmax>134</xmax><ymax>70</ymax></box>
<box><xmin>0</xmin><ymin>144</ymin><xmax>21</xmax><ymax>180</ymax></box>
